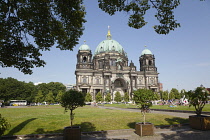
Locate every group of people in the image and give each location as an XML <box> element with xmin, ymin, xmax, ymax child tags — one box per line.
<box><xmin>160</xmin><ymin>96</ymin><xmax>189</xmax><ymax>107</ymax></box>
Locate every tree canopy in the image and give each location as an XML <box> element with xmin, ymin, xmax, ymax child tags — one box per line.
<box><xmin>105</xmin><ymin>93</ymin><xmax>112</xmax><ymax>103</ymax></box>
<box><xmin>45</xmin><ymin>91</ymin><xmax>55</xmax><ymax>105</ymax></box>
<box><xmin>0</xmin><ymin>77</ymin><xmax>66</xmax><ymax>104</ymax></box>
<box><xmin>133</xmin><ymin>88</ymin><xmax>155</xmax><ymax>124</ymax></box>
<box><xmin>0</xmin><ymin>0</ymin><xmax>86</xmax><ymax>74</ymax></box>
<box><xmin>99</xmin><ymin>0</ymin><xmax>181</xmax><ymax>34</ymax></box>
<box><xmin>60</xmin><ymin>89</ymin><xmax>85</xmax><ymax>126</ymax></box>
<box><xmin>0</xmin><ymin>0</ymin><xmax>205</xmax><ymax>74</ymax></box>
<box><xmin>123</xmin><ymin>92</ymin><xmax>129</xmax><ymax>103</ymax></box>
<box><xmin>0</xmin><ymin>77</ymin><xmax>37</xmax><ymax>102</ymax></box>
<box><xmin>0</xmin><ymin>114</ymin><xmax>10</xmax><ymax>136</ymax></box>
<box><xmin>95</xmin><ymin>92</ymin><xmax>103</xmax><ymax>103</ymax></box>
<box><xmin>85</xmin><ymin>92</ymin><xmax>92</xmax><ymax>102</ymax></box>
<box><xmin>114</xmin><ymin>91</ymin><xmax>122</xmax><ymax>103</ymax></box>
<box><xmin>170</xmin><ymin>88</ymin><xmax>180</xmax><ymax>99</ymax></box>
<box><xmin>188</xmin><ymin>86</ymin><xmax>209</xmax><ymax>116</ymax></box>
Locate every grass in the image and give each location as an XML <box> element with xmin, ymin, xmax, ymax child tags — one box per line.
<box><xmin>103</xmin><ymin>103</ymin><xmax>210</xmax><ymax>112</ymax></box>
<box><xmin>1</xmin><ymin>105</ymin><xmax>188</xmax><ymax>136</ymax></box>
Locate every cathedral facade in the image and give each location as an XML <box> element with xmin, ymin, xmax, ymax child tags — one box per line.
<box><xmin>75</xmin><ymin>29</ymin><xmax>160</xmax><ymax>101</ymax></box>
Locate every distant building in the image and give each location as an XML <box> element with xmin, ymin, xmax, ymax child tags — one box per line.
<box><xmin>206</xmin><ymin>88</ymin><xmax>210</xmax><ymax>94</ymax></box>
<box><xmin>159</xmin><ymin>83</ymin><xmax>163</xmax><ymax>91</ymax></box>
<box><xmin>65</xmin><ymin>84</ymin><xmax>76</xmax><ymax>91</ymax></box>
<box><xmin>75</xmin><ymin>28</ymin><xmax>160</xmax><ymax>101</ymax></box>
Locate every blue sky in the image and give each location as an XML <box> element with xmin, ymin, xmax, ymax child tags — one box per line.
<box><xmin>1</xmin><ymin>0</ymin><xmax>210</xmax><ymax>91</ymax></box>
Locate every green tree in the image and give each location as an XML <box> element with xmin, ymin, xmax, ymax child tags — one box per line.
<box><xmin>153</xmin><ymin>92</ymin><xmax>160</xmax><ymax>100</ymax></box>
<box><xmin>47</xmin><ymin>82</ymin><xmax>66</xmax><ymax>98</ymax></box>
<box><xmin>35</xmin><ymin>82</ymin><xmax>66</xmax><ymax>99</ymax></box>
<box><xmin>45</xmin><ymin>91</ymin><xmax>55</xmax><ymax>105</ymax></box>
<box><xmin>85</xmin><ymin>92</ymin><xmax>92</xmax><ymax>102</ymax></box>
<box><xmin>170</xmin><ymin>88</ymin><xmax>180</xmax><ymax>99</ymax></box>
<box><xmin>99</xmin><ymin>0</ymin><xmax>181</xmax><ymax>34</ymax></box>
<box><xmin>123</xmin><ymin>92</ymin><xmax>129</xmax><ymax>103</ymax></box>
<box><xmin>105</xmin><ymin>93</ymin><xmax>112</xmax><ymax>103</ymax></box>
<box><xmin>0</xmin><ymin>77</ymin><xmax>22</xmax><ymax>101</ymax></box>
<box><xmin>0</xmin><ymin>114</ymin><xmax>10</xmax><ymax>136</ymax></box>
<box><xmin>159</xmin><ymin>91</ymin><xmax>163</xmax><ymax>99</ymax></box>
<box><xmin>56</xmin><ymin>90</ymin><xmax>64</xmax><ymax>103</ymax></box>
<box><xmin>60</xmin><ymin>90</ymin><xmax>85</xmax><ymax>127</ymax></box>
<box><xmin>0</xmin><ymin>0</ymin><xmax>86</xmax><ymax>74</ymax></box>
<box><xmin>23</xmin><ymin>82</ymin><xmax>37</xmax><ymax>103</ymax></box>
<box><xmin>35</xmin><ymin>90</ymin><xmax>44</xmax><ymax>104</ymax></box>
<box><xmin>133</xmin><ymin>88</ymin><xmax>154</xmax><ymax>124</ymax></box>
<box><xmin>114</xmin><ymin>91</ymin><xmax>122</xmax><ymax>103</ymax></box>
<box><xmin>35</xmin><ymin>83</ymin><xmax>49</xmax><ymax>97</ymax></box>
<box><xmin>95</xmin><ymin>92</ymin><xmax>103</xmax><ymax>103</ymax></box>
<box><xmin>188</xmin><ymin>87</ymin><xmax>209</xmax><ymax>116</ymax></box>
<box><xmin>161</xmin><ymin>90</ymin><xmax>169</xmax><ymax>101</ymax></box>
<box><xmin>169</xmin><ymin>90</ymin><xmax>175</xmax><ymax>100</ymax></box>
<box><xmin>0</xmin><ymin>77</ymin><xmax>36</xmax><ymax>102</ymax></box>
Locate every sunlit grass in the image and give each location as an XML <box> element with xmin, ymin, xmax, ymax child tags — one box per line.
<box><xmin>1</xmin><ymin>105</ymin><xmax>188</xmax><ymax>136</ymax></box>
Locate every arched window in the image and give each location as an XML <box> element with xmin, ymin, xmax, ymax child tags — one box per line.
<box><xmin>99</xmin><ymin>61</ymin><xmax>103</xmax><ymax>69</ymax></box>
<box><xmin>96</xmin><ymin>79</ymin><xmax>100</xmax><ymax>84</ymax></box>
<box><xmin>114</xmin><ymin>79</ymin><xmax>124</xmax><ymax>87</ymax></box>
<box><xmin>83</xmin><ymin>56</ymin><xmax>87</xmax><ymax>63</ymax></box>
<box><xmin>149</xmin><ymin>60</ymin><xmax>152</xmax><ymax>65</ymax></box>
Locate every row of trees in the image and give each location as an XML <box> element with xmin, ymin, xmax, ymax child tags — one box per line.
<box><xmin>85</xmin><ymin>91</ymin><xmax>160</xmax><ymax>103</ymax></box>
<box><xmin>86</xmin><ymin>88</ymin><xmax>190</xmax><ymax>104</ymax></box>
<box><xmin>0</xmin><ymin>77</ymin><xmax>203</xmax><ymax>105</ymax></box>
<box><xmin>0</xmin><ymin>77</ymin><xmax>66</xmax><ymax>104</ymax></box>
<box><xmin>85</xmin><ymin>92</ymin><xmax>129</xmax><ymax>103</ymax></box>
<box><xmin>159</xmin><ymin>88</ymin><xmax>188</xmax><ymax>101</ymax></box>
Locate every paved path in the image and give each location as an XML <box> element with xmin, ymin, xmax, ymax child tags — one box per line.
<box><xmin>98</xmin><ymin>106</ymin><xmax>196</xmax><ymax>118</ymax></box>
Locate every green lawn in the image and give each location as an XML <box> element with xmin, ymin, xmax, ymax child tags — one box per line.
<box><xmin>1</xmin><ymin>105</ymin><xmax>188</xmax><ymax>136</ymax></box>
<box><xmin>103</xmin><ymin>103</ymin><xmax>210</xmax><ymax>112</ymax></box>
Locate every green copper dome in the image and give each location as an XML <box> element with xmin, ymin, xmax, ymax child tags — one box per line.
<box><xmin>141</xmin><ymin>47</ymin><xmax>152</xmax><ymax>55</ymax></box>
<box><xmin>94</xmin><ymin>29</ymin><xmax>125</xmax><ymax>55</ymax></box>
<box><xmin>79</xmin><ymin>43</ymin><xmax>90</xmax><ymax>51</ymax></box>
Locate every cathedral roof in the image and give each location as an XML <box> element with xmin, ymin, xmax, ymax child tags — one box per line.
<box><xmin>94</xmin><ymin>27</ymin><xmax>125</xmax><ymax>55</ymax></box>
<box><xmin>141</xmin><ymin>46</ymin><xmax>153</xmax><ymax>55</ymax></box>
<box><xmin>79</xmin><ymin>41</ymin><xmax>90</xmax><ymax>51</ymax></box>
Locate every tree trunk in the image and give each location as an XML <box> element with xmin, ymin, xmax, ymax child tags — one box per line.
<box><xmin>141</xmin><ymin>110</ymin><xmax>146</xmax><ymax>124</ymax></box>
<box><xmin>70</xmin><ymin>109</ymin><xmax>73</xmax><ymax>127</ymax></box>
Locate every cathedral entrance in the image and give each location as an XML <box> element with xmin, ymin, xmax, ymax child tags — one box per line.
<box><xmin>112</xmin><ymin>78</ymin><xmax>127</xmax><ymax>100</ymax></box>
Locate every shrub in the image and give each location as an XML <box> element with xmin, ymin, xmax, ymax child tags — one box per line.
<box><xmin>188</xmin><ymin>87</ymin><xmax>209</xmax><ymax>116</ymax></box>
<box><xmin>0</xmin><ymin>114</ymin><xmax>10</xmax><ymax>136</ymax></box>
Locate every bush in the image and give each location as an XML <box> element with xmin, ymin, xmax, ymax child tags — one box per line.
<box><xmin>0</xmin><ymin>114</ymin><xmax>10</xmax><ymax>136</ymax></box>
<box><xmin>188</xmin><ymin>87</ymin><xmax>209</xmax><ymax>116</ymax></box>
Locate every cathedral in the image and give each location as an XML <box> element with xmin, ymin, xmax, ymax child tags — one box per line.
<box><xmin>75</xmin><ymin>28</ymin><xmax>160</xmax><ymax>101</ymax></box>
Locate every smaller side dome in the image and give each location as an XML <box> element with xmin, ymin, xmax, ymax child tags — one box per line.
<box><xmin>79</xmin><ymin>44</ymin><xmax>90</xmax><ymax>51</ymax></box>
<box><xmin>141</xmin><ymin>49</ymin><xmax>152</xmax><ymax>55</ymax></box>
<box><xmin>141</xmin><ymin>46</ymin><xmax>152</xmax><ymax>55</ymax></box>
